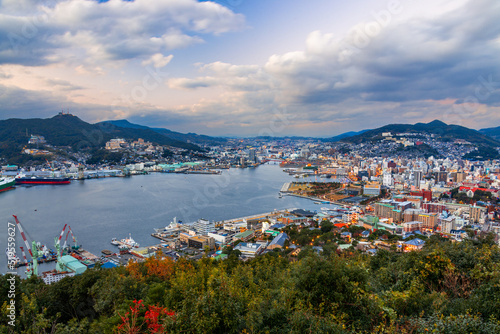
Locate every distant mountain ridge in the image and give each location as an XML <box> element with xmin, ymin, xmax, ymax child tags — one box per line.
<box><xmin>480</xmin><ymin>126</ymin><xmax>500</xmax><ymax>141</ymax></box>
<box><xmin>99</xmin><ymin>119</ymin><xmax>227</xmax><ymax>145</ymax></box>
<box><xmin>325</xmin><ymin>130</ymin><xmax>370</xmax><ymax>142</ymax></box>
<box><xmin>336</xmin><ymin>120</ymin><xmax>500</xmax><ymax>147</ymax></box>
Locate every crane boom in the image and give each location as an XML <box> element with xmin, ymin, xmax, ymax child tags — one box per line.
<box><xmin>19</xmin><ymin>247</ymin><xmax>28</xmax><ymax>264</ymax></box>
<box><xmin>57</xmin><ymin>224</ymin><xmax>68</xmax><ymax>245</ymax></box>
<box><xmin>67</xmin><ymin>226</ymin><xmax>77</xmax><ymax>244</ymax></box>
<box><xmin>13</xmin><ymin>215</ymin><xmax>33</xmax><ymax>257</ymax></box>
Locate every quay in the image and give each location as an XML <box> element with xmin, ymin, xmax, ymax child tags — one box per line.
<box><xmin>280</xmin><ymin>182</ymin><xmax>291</xmax><ymax>193</ymax></box>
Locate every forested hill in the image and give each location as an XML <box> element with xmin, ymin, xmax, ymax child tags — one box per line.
<box><xmin>99</xmin><ymin>119</ymin><xmax>227</xmax><ymax>145</ymax></box>
<box><xmin>0</xmin><ymin>114</ymin><xmax>202</xmax><ymax>158</ymax></box>
<box><xmin>337</xmin><ymin>120</ymin><xmax>500</xmax><ymax>147</ymax></box>
<box><xmin>1</xmin><ymin>234</ymin><xmax>500</xmax><ymax>333</ymax></box>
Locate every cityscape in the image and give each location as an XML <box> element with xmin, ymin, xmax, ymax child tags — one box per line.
<box><xmin>1</xmin><ymin>0</ymin><xmax>500</xmax><ymax>333</ymax></box>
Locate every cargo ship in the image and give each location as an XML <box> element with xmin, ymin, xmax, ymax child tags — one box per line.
<box><xmin>15</xmin><ymin>174</ymin><xmax>71</xmax><ymax>185</ymax></box>
<box><xmin>0</xmin><ymin>177</ymin><xmax>16</xmax><ymax>192</ymax></box>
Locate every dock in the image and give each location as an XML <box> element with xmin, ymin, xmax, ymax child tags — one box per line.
<box><xmin>220</xmin><ymin>208</ymin><xmax>297</xmax><ymax>224</ymax></box>
<box><xmin>280</xmin><ymin>182</ymin><xmax>291</xmax><ymax>193</ymax></box>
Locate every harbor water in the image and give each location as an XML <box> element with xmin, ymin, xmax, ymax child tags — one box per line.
<box><xmin>1</xmin><ymin>164</ymin><xmax>336</xmax><ymax>274</ymax></box>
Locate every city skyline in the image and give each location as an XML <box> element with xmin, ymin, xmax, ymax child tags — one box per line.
<box><xmin>0</xmin><ymin>0</ymin><xmax>499</xmax><ymax>136</ymax></box>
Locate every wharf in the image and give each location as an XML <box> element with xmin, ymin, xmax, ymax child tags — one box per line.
<box><xmin>183</xmin><ymin>170</ymin><xmax>222</xmax><ymax>175</ymax></box>
<box><xmin>221</xmin><ymin>209</ymin><xmax>296</xmax><ymax>224</ymax></box>
<box><xmin>14</xmin><ymin>255</ymin><xmax>57</xmax><ymax>268</ymax></box>
<box><xmin>280</xmin><ymin>182</ymin><xmax>291</xmax><ymax>193</ymax></box>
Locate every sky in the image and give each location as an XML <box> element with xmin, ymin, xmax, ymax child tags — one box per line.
<box><xmin>0</xmin><ymin>0</ymin><xmax>499</xmax><ymax>137</ymax></box>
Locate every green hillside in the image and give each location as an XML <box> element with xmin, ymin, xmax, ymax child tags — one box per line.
<box><xmin>340</xmin><ymin>120</ymin><xmax>500</xmax><ymax>147</ymax></box>
<box><xmin>0</xmin><ymin>114</ymin><xmax>202</xmax><ymax>161</ymax></box>
<box><xmin>1</xmin><ymin>235</ymin><xmax>499</xmax><ymax>333</ymax></box>
<box><xmin>480</xmin><ymin>126</ymin><xmax>500</xmax><ymax>141</ymax></box>
<box><xmin>99</xmin><ymin>119</ymin><xmax>227</xmax><ymax>145</ymax></box>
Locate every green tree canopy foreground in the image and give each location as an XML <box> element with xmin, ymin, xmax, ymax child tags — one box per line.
<box><xmin>2</xmin><ymin>235</ymin><xmax>500</xmax><ymax>333</ymax></box>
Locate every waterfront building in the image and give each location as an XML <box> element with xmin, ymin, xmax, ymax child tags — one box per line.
<box><xmin>194</xmin><ymin>219</ymin><xmax>216</xmax><ymax>236</ymax></box>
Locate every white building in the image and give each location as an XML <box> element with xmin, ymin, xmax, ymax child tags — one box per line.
<box><xmin>207</xmin><ymin>231</ymin><xmax>234</xmax><ymax>245</ymax></box>
<box><xmin>193</xmin><ymin>219</ymin><xmax>215</xmax><ymax>236</ymax></box>
<box><xmin>383</xmin><ymin>173</ymin><xmax>393</xmax><ymax>187</ymax></box>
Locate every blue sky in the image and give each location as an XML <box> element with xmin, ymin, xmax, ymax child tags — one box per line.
<box><xmin>0</xmin><ymin>0</ymin><xmax>499</xmax><ymax>136</ymax></box>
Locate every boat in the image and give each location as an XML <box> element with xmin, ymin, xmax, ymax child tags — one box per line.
<box><xmin>120</xmin><ymin>233</ymin><xmax>139</xmax><ymax>248</ymax></box>
<box><xmin>154</xmin><ymin>217</ymin><xmax>183</xmax><ymax>234</ymax></box>
<box><xmin>118</xmin><ymin>244</ymin><xmax>130</xmax><ymax>251</ymax></box>
<box><xmin>0</xmin><ymin>177</ymin><xmax>15</xmax><ymax>192</ymax></box>
<box><xmin>15</xmin><ymin>174</ymin><xmax>70</xmax><ymax>185</ymax></box>
<box><xmin>110</xmin><ymin>238</ymin><xmax>120</xmax><ymax>246</ymax></box>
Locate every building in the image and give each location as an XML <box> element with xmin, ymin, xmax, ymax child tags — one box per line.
<box><xmin>188</xmin><ymin>235</ymin><xmax>215</xmax><ymax>250</ymax></box>
<box><xmin>403</xmin><ymin>221</ymin><xmax>423</xmax><ymax>233</ymax></box>
<box><xmin>223</xmin><ymin>221</ymin><xmax>248</xmax><ymax>231</ymax></box>
<box><xmin>422</xmin><ymin>203</ymin><xmax>447</xmax><ymax>214</ymax></box>
<box><xmin>105</xmin><ymin>138</ymin><xmax>127</xmax><ymax>150</ymax></box>
<box><xmin>42</xmin><ymin>271</ymin><xmax>76</xmax><ymax>285</ymax></box>
<box><xmin>403</xmin><ymin>209</ymin><xmax>423</xmax><ymax>223</ymax></box>
<box><xmin>58</xmin><ymin>255</ymin><xmax>87</xmax><ymax>275</ymax></box>
<box><xmin>193</xmin><ymin>219</ymin><xmax>215</xmax><ymax>236</ymax></box>
<box><xmin>440</xmin><ymin>216</ymin><xmax>456</xmax><ymax>234</ymax></box>
<box><xmin>267</xmin><ymin>233</ymin><xmax>289</xmax><ymax>250</ymax></box>
<box><xmin>410</xmin><ymin>190</ymin><xmax>432</xmax><ymax>202</ymax></box>
<box><xmin>233</xmin><ymin>230</ymin><xmax>255</xmax><ymax>242</ymax></box>
<box><xmin>412</xmin><ymin>170</ymin><xmax>423</xmax><ymax>188</ymax></box>
<box><xmin>233</xmin><ymin>242</ymin><xmax>263</xmax><ymax>258</ymax></box>
<box><xmin>248</xmin><ymin>149</ymin><xmax>257</xmax><ymax>163</ymax></box>
<box><xmin>1</xmin><ymin>165</ymin><xmax>18</xmax><ymax>172</ymax></box>
<box><xmin>402</xmin><ymin>238</ymin><xmax>425</xmax><ymax>251</ymax></box>
<box><xmin>28</xmin><ymin>135</ymin><xmax>46</xmax><ymax>145</ymax></box>
<box><xmin>470</xmin><ymin>205</ymin><xmax>485</xmax><ymax>224</ymax></box>
<box><xmin>363</xmin><ymin>182</ymin><xmax>381</xmax><ymax>196</ymax></box>
<box><xmin>207</xmin><ymin>231</ymin><xmax>235</xmax><ymax>245</ymax></box>
<box><xmin>383</xmin><ymin>173</ymin><xmax>393</xmax><ymax>187</ymax></box>
<box><xmin>417</xmin><ymin>213</ymin><xmax>438</xmax><ymax>229</ymax></box>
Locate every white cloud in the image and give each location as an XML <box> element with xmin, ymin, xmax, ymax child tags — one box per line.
<box><xmin>0</xmin><ymin>0</ymin><xmax>245</xmax><ymax>66</ymax></box>
<box><xmin>162</xmin><ymin>0</ymin><xmax>500</xmax><ymax>135</ymax></box>
<box><xmin>142</xmin><ymin>54</ymin><xmax>174</xmax><ymax>68</ymax></box>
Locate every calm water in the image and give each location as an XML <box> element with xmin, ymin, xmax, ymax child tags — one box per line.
<box><xmin>1</xmin><ymin>164</ymin><xmax>329</xmax><ymax>274</ymax></box>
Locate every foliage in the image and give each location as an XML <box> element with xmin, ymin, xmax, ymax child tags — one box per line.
<box><xmin>2</xmin><ymin>238</ymin><xmax>500</xmax><ymax>333</ymax></box>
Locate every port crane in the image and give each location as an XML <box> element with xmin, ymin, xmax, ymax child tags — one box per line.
<box><xmin>19</xmin><ymin>247</ymin><xmax>31</xmax><ymax>277</ymax></box>
<box><xmin>13</xmin><ymin>215</ymin><xmax>40</xmax><ymax>278</ymax></box>
<box><xmin>64</xmin><ymin>226</ymin><xmax>79</xmax><ymax>250</ymax></box>
<box><xmin>54</xmin><ymin>224</ymin><xmax>68</xmax><ymax>272</ymax></box>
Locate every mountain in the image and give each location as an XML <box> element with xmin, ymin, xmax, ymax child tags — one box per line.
<box><xmin>480</xmin><ymin>126</ymin><xmax>500</xmax><ymax>141</ymax></box>
<box><xmin>324</xmin><ymin>130</ymin><xmax>370</xmax><ymax>142</ymax></box>
<box><xmin>337</xmin><ymin>120</ymin><xmax>500</xmax><ymax>147</ymax></box>
<box><xmin>0</xmin><ymin>114</ymin><xmax>201</xmax><ymax>160</ymax></box>
<box><xmin>99</xmin><ymin>119</ymin><xmax>227</xmax><ymax>145</ymax></box>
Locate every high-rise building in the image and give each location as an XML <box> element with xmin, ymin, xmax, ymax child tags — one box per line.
<box><xmin>248</xmin><ymin>149</ymin><xmax>257</xmax><ymax>163</ymax></box>
<box><xmin>413</xmin><ymin>170</ymin><xmax>423</xmax><ymax>188</ymax></box>
<box><xmin>470</xmin><ymin>205</ymin><xmax>485</xmax><ymax>224</ymax></box>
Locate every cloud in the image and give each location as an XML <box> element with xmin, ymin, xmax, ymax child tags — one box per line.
<box><xmin>141</xmin><ymin>54</ymin><xmax>174</xmax><ymax>68</ymax></box>
<box><xmin>164</xmin><ymin>0</ymin><xmax>500</xmax><ymax>135</ymax></box>
<box><xmin>45</xmin><ymin>78</ymin><xmax>83</xmax><ymax>91</ymax></box>
<box><xmin>0</xmin><ymin>0</ymin><xmax>245</xmax><ymax>66</ymax></box>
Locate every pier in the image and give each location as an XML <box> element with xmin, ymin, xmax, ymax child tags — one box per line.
<box><xmin>280</xmin><ymin>182</ymin><xmax>291</xmax><ymax>193</ymax></box>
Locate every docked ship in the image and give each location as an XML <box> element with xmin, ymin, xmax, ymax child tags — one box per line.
<box><xmin>111</xmin><ymin>234</ymin><xmax>140</xmax><ymax>250</ymax></box>
<box><xmin>15</xmin><ymin>174</ymin><xmax>71</xmax><ymax>185</ymax></box>
<box><xmin>0</xmin><ymin>177</ymin><xmax>16</xmax><ymax>192</ymax></box>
